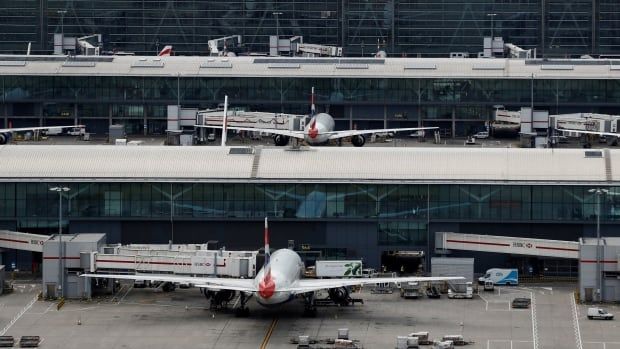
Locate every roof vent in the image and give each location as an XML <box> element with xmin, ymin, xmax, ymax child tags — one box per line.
<box><xmin>584</xmin><ymin>150</ymin><xmax>603</xmax><ymax>158</ymax></box>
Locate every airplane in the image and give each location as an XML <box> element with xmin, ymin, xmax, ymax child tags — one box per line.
<box><xmin>196</xmin><ymin>89</ymin><xmax>438</xmax><ymax>147</ymax></box>
<box><xmin>0</xmin><ymin>125</ymin><xmax>84</xmax><ymax>144</ymax></box>
<box><xmin>82</xmin><ymin>218</ymin><xmax>464</xmax><ymax>316</ymax></box>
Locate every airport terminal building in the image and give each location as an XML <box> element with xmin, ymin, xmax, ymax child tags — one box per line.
<box><xmin>0</xmin><ymin>0</ymin><xmax>618</xmax><ymax>57</ymax></box>
<box><xmin>1</xmin><ymin>55</ymin><xmax>620</xmax><ymax>137</ymax></box>
<box><xmin>0</xmin><ymin>145</ymin><xmax>618</xmax><ymax>275</ymax></box>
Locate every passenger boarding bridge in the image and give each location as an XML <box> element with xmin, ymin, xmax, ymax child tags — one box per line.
<box><xmin>435</xmin><ymin>232</ymin><xmax>579</xmax><ymax>259</ymax></box>
<box><xmin>0</xmin><ymin>230</ymin><xmax>258</xmax><ymax>299</ymax></box>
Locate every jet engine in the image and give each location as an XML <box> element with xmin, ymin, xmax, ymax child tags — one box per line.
<box><xmin>204</xmin><ymin>289</ymin><xmax>236</xmax><ymax>307</ymax></box>
<box><xmin>351</xmin><ymin>135</ymin><xmax>365</xmax><ymax>147</ymax></box>
<box><xmin>0</xmin><ymin>132</ymin><xmax>10</xmax><ymax>145</ymax></box>
<box><xmin>273</xmin><ymin>134</ymin><xmax>290</xmax><ymax>146</ymax></box>
<box><xmin>328</xmin><ymin>287</ymin><xmax>350</xmax><ymax>306</ymax></box>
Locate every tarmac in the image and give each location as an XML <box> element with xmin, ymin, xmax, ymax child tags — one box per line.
<box><xmin>3</xmin><ymin>281</ymin><xmax>620</xmax><ymax>348</ymax></box>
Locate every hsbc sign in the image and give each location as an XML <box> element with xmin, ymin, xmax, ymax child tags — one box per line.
<box><xmin>512</xmin><ymin>242</ymin><xmax>533</xmax><ymax>249</ymax></box>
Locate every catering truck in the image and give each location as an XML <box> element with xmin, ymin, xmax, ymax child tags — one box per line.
<box><xmin>478</xmin><ymin>268</ymin><xmax>518</xmax><ymax>286</ymax></box>
<box><xmin>315</xmin><ymin>260</ymin><xmax>362</xmax><ymax>278</ymax></box>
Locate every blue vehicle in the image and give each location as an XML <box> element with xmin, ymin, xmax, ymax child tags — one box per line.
<box><xmin>478</xmin><ymin>268</ymin><xmax>518</xmax><ymax>286</ymax></box>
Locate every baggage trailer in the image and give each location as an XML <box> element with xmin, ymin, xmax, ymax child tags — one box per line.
<box><xmin>408</xmin><ymin>332</ymin><xmax>432</xmax><ymax>345</ymax></box>
<box><xmin>400</xmin><ymin>282</ymin><xmax>421</xmax><ymax>299</ymax></box>
<box><xmin>441</xmin><ymin>335</ymin><xmax>474</xmax><ymax>346</ymax></box>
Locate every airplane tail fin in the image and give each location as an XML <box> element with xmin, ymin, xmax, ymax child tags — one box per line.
<box><xmin>310</xmin><ymin>86</ymin><xmax>316</xmax><ymax>116</ymax></box>
<box><xmin>158</xmin><ymin>45</ymin><xmax>173</xmax><ymax>57</ymax></box>
<box><xmin>264</xmin><ymin>217</ymin><xmax>271</xmax><ymax>274</ymax></box>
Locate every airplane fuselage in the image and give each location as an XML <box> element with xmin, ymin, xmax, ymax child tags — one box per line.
<box><xmin>303</xmin><ymin>113</ymin><xmax>335</xmax><ymax>145</ymax></box>
<box><xmin>253</xmin><ymin>248</ymin><xmax>305</xmax><ymax>307</ymax></box>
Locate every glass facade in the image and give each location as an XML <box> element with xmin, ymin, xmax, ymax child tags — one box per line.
<box><xmin>2</xmin><ymin>182</ymin><xmax>619</xmax><ymax>226</ymax></box>
<box><xmin>0</xmin><ymin>1</ymin><xmax>617</xmax><ymax>57</ymax></box>
<box><xmin>3</xmin><ymin>75</ymin><xmax>620</xmax><ymax>136</ymax></box>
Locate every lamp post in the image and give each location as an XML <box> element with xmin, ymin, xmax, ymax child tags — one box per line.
<box><xmin>57</xmin><ymin>10</ymin><xmax>67</xmax><ymax>54</ymax></box>
<box><xmin>589</xmin><ymin>188</ymin><xmax>608</xmax><ymax>302</ymax></box>
<box><xmin>50</xmin><ymin>186</ymin><xmax>70</xmax><ymax>298</ymax></box>
<box><xmin>273</xmin><ymin>12</ymin><xmax>283</xmax><ymax>55</ymax></box>
<box><xmin>487</xmin><ymin>13</ymin><xmax>497</xmax><ymax>39</ymax></box>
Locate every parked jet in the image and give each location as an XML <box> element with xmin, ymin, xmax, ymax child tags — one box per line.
<box><xmin>0</xmin><ymin>125</ymin><xmax>83</xmax><ymax>144</ymax></box>
<box><xmin>82</xmin><ymin>218</ymin><xmax>463</xmax><ymax>316</ymax></box>
<box><xmin>207</xmin><ymin>112</ymin><xmax>437</xmax><ymax>147</ymax></box>
<box><xmin>197</xmin><ymin>89</ymin><xmax>437</xmax><ymax>147</ymax></box>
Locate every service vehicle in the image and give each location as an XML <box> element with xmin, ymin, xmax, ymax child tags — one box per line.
<box><xmin>68</xmin><ymin>127</ymin><xmax>85</xmax><ymax>136</ymax></box>
<box><xmin>442</xmin><ymin>335</ymin><xmax>466</xmax><ymax>345</ymax></box>
<box><xmin>465</xmin><ymin>137</ymin><xmax>476</xmax><ymax>145</ymax></box>
<box><xmin>361</xmin><ymin>268</ymin><xmax>377</xmax><ymax>278</ymax></box>
<box><xmin>434</xmin><ymin>341</ymin><xmax>454</xmax><ymax>349</ymax></box>
<box><xmin>43</xmin><ymin>127</ymin><xmax>63</xmax><ymax>136</ymax></box>
<box><xmin>315</xmin><ymin>260</ymin><xmax>362</xmax><ymax>278</ymax></box>
<box><xmin>447</xmin><ymin>282</ymin><xmax>473</xmax><ymax>299</ymax></box>
<box><xmin>473</xmin><ymin>131</ymin><xmax>489</xmax><ymax>139</ymax></box>
<box><xmin>478</xmin><ymin>268</ymin><xmax>518</xmax><ymax>286</ymax></box>
<box><xmin>408</xmin><ymin>332</ymin><xmax>432</xmax><ymax>345</ymax></box>
<box><xmin>400</xmin><ymin>282</ymin><xmax>420</xmax><ymax>299</ymax></box>
<box><xmin>511</xmin><ymin>297</ymin><xmax>531</xmax><ymax>309</ymax></box>
<box><xmin>588</xmin><ymin>307</ymin><xmax>614</xmax><ymax>320</ymax></box>
<box><xmin>483</xmin><ymin>280</ymin><xmax>495</xmax><ymax>291</ymax></box>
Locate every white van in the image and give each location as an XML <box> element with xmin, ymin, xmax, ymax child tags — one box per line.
<box><xmin>588</xmin><ymin>307</ymin><xmax>614</xmax><ymax>320</ymax></box>
<box><xmin>44</xmin><ymin>127</ymin><xmax>63</xmax><ymax>136</ymax></box>
<box><xmin>478</xmin><ymin>268</ymin><xmax>518</xmax><ymax>286</ymax></box>
<box><xmin>67</xmin><ymin>127</ymin><xmax>85</xmax><ymax>136</ymax></box>
<box><xmin>473</xmin><ymin>131</ymin><xmax>489</xmax><ymax>139</ymax></box>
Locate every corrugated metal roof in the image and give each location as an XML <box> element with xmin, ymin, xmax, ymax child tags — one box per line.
<box><xmin>0</xmin><ymin>145</ymin><xmax>616</xmax><ymax>184</ymax></box>
<box><xmin>0</xmin><ymin>55</ymin><xmax>619</xmax><ymax>79</ymax></box>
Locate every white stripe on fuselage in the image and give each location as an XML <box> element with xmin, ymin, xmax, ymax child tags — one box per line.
<box><xmin>253</xmin><ymin>249</ymin><xmax>304</xmax><ymax>306</ymax></box>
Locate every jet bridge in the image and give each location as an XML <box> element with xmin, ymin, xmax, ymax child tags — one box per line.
<box><xmin>435</xmin><ymin>232</ymin><xmax>579</xmax><ymax>259</ymax></box>
<box><xmin>92</xmin><ymin>245</ymin><xmax>257</xmax><ymax>277</ymax></box>
<box><xmin>0</xmin><ymin>230</ymin><xmax>49</xmax><ymax>253</ymax></box>
<box><xmin>0</xmin><ymin>230</ymin><xmax>258</xmax><ymax>299</ymax></box>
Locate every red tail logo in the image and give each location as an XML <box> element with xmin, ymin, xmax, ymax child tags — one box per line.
<box><xmin>308</xmin><ymin>120</ymin><xmax>318</xmax><ymax>139</ymax></box>
<box><xmin>259</xmin><ymin>217</ymin><xmax>275</xmax><ymax>298</ymax></box>
<box><xmin>158</xmin><ymin>45</ymin><xmax>173</xmax><ymax>57</ymax></box>
<box><xmin>258</xmin><ymin>272</ymin><xmax>276</xmax><ymax>299</ymax></box>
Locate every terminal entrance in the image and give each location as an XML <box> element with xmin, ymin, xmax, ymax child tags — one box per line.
<box><xmin>380</xmin><ymin>250</ymin><xmax>425</xmax><ymax>274</ymax></box>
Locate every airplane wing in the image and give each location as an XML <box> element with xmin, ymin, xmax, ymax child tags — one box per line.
<box><xmin>556</xmin><ymin>128</ymin><xmax>619</xmax><ymax>137</ymax></box>
<box><xmin>195</xmin><ymin>125</ymin><xmax>306</xmax><ymax>140</ymax></box>
<box><xmin>279</xmin><ymin>275</ymin><xmax>464</xmax><ymax>294</ymax></box>
<box><xmin>326</xmin><ymin>127</ymin><xmax>438</xmax><ymax>140</ymax></box>
<box><xmin>81</xmin><ymin>273</ymin><xmax>257</xmax><ymax>292</ymax></box>
<box><xmin>0</xmin><ymin>125</ymin><xmax>83</xmax><ymax>133</ymax></box>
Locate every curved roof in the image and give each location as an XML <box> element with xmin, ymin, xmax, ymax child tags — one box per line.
<box><xmin>0</xmin><ymin>55</ymin><xmax>619</xmax><ymax>80</ymax></box>
<box><xmin>0</xmin><ymin>145</ymin><xmax>616</xmax><ymax>184</ymax></box>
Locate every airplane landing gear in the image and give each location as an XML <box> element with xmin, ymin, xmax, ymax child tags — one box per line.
<box><xmin>303</xmin><ymin>292</ymin><xmax>317</xmax><ymax>317</ymax></box>
<box><xmin>235</xmin><ymin>292</ymin><xmax>251</xmax><ymax>317</ymax></box>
